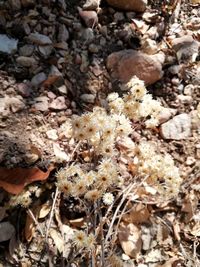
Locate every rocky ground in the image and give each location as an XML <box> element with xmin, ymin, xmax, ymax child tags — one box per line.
<box><xmin>0</xmin><ymin>0</ymin><xmax>200</xmax><ymax>266</ymax></box>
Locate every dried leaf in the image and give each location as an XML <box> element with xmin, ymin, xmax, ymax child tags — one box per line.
<box><xmin>0</xmin><ymin>222</ymin><xmax>15</xmax><ymax>242</ymax></box>
<box><xmin>0</xmin><ymin>166</ymin><xmax>53</xmax><ymax>194</ymax></box>
<box><xmin>122</xmin><ymin>203</ymin><xmax>150</xmax><ymax>224</ymax></box>
<box><xmin>38</xmin><ymin>202</ymin><xmax>51</xmax><ymax>219</ymax></box>
<box><xmin>49</xmin><ymin>228</ymin><xmax>64</xmax><ymax>253</ymax></box>
<box><xmin>118</xmin><ymin>222</ymin><xmax>142</xmax><ymax>259</ymax></box>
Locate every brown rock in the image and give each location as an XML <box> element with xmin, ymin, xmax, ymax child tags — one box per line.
<box><xmin>21</xmin><ymin>0</ymin><xmax>35</xmax><ymax>7</ymax></box>
<box><xmin>107</xmin><ymin>49</ymin><xmax>164</xmax><ymax>85</ymax></box>
<box><xmin>107</xmin><ymin>0</ymin><xmax>147</xmax><ymax>12</ymax></box>
<box><xmin>16</xmin><ymin>56</ymin><xmax>37</xmax><ymax>67</ymax></box>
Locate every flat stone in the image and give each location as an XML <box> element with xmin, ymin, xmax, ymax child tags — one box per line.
<box><xmin>28</xmin><ymin>33</ymin><xmax>52</xmax><ymax>45</ymax></box>
<box><xmin>106</xmin><ymin>0</ymin><xmax>147</xmax><ymax>12</ymax></box>
<box><xmin>33</xmin><ymin>96</ymin><xmax>49</xmax><ymax>111</ymax></box>
<box><xmin>38</xmin><ymin>45</ymin><xmax>53</xmax><ymax>58</ymax></box>
<box><xmin>160</xmin><ymin>113</ymin><xmax>191</xmax><ymax>140</ymax></box>
<box><xmin>19</xmin><ymin>44</ymin><xmax>34</xmax><ymax>56</ymax></box>
<box><xmin>107</xmin><ymin>49</ymin><xmax>164</xmax><ymax>85</ymax></box>
<box><xmin>49</xmin><ymin>96</ymin><xmax>67</xmax><ymax>110</ymax></box>
<box><xmin>80</xmin><ymin>94</ymin><xmax>95</xmax><ymax>103</ymax></box>
<box><xmin>6</xmin><ymin>96</ymin><xmax>25</xmax><ymax>113</ymax></box>
<box><xmin>46</xmin><ymin>129</ymin><xmax>58</xmax><ymax>140</ymax></box>
<box><xmin>16</xmin><ymin>56</ymin><xmax>37</xmax><ymax>67</ymax></box>
<box><xmin>57</xmin><ymin>24</ymin><xmax>69</xmax><ymax>42</ymax></box>
<box><xmin>0</xmin><ymin>34</ymin><xmax>18</xmax><ymax>54</ymax></box>
<box><xmin>171</xmin><ymin>35</ymin><xmax>199</xmax><ymax>62</ymax></box>
<box><xmin>17</xmin><ymin>83</ymin><xmax>32</xmax><ymax>97</ymax></box>
<box><xmin>31</xmin><ymin>72</ymin><xmax>47</xmax><ymax>87</ymax></box>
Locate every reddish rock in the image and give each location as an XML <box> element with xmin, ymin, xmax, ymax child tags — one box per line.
<box><xmin>49</xmin><ymin>96</ymin><xmax>67</xmax><ymax>110</ymax></box>
<box><xmin>107</xmin><ymin>50</ymin><xmax>164</xmax><ymax>85</ymax></box>
<box><xmin>78</xmin><ymin>7</ymin><xmax>98</xmax><ymax>28</ymax></box>
<box><xmin>107</xmin><ymin>0</ymin><xmax>147</xmax><ymax>12</ymax></box>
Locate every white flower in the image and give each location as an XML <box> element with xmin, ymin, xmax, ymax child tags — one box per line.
<box><xmin>102</xmin><ymin>193</ymin><xmax>114</xmax><ymax>205</ymax></box>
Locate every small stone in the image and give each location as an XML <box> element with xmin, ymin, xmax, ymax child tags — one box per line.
<box><xmin>80</xmin><ymin>94</ymin><xmax>95</xmax><ymax>103</ymax></box>
<box><xmin>0</xmin><ymin>34</ymin><xmax>18</xmax><ymax>54</ymax></box>
<box><xmin>6</xmin><ymin>96</ymin><xmax>25</xmax><ymax>113</ymax></box>
<box><xmin>58</xmin><ymin>24</ymin><xmax>69</xmax><ymax>42</ymax></box>
<box><xmin>78</xmin><ymin>7</ymin><xmax>98</xmax><ymax>28</ymax></box>
<box><xmin>186</xmin><ymin>156</ymin><xmax>196</xmax><ymax>166</ymax></box>
<box><xmin>171</xmin><ymin>78</ymin><xmax>180</xmax><ymax>86</ymax></box>
<box><xmin>172</xmin><ymin>35</ymin><xmax>199</xmax><ymax>62</ymax></box>
<box><xmin>184</xmin><ymin>84</ymin><xmax>194</xmax><ymax>95</ymax></box>
<box><xmin>8</xmin><ymin>0</ymin><xmax>21</xmax><ymax>10</ymax></box>
<box><xmin>107</xmin><ymin>50</ymin><xmax>164</xmax><ymax>85</ymax></box>
<box><xmin>58</xmin><ymin>85</ymin><xmax>67</xmax><ymax>94</ymax></box>
<box><xmin>168</xmin><ymin>65</ymin><xmax>182</xmax><ymax>75</ymax></box>
<box><xmin>38</xmin><ymin>45</ymin><xmax>53</xmax><ymax>58</ymax></box>
<box><xmin>177</xmin><ymin>95</ymin><xmax>192</xmax><ymax>104</ymax></box>
<box><xmin>43</xmin><ymin>65</ymin><xmax>63</xmax><ymax>87</ymax></box>
<box><xmin>88</xmin><ymin>43</ymin><xmax>99</xmax><ymax>53</ymax></box>
<box><xmin>21</xmin><ymin>0</ymin><xmax>35</xmax><ymax>7</ymax></box>
<box><xmin>114</xmin><ymin>12</ymin><xmax>125</xmax><ymax>22</ymax></box>
<box><xmin>46</xmin><ymin>129</ymin><xmax>58</xmax><ymax>140</ymax></box>
<box><xmin>24</xmin><ymin>153</ymin><xmax>39</xmax><ymax>164</ymax></box>
<box><xmin>106</xmin><ymin>0</ymin><xmax>147</xmax><ymax>12</ymax></box>
<box><xmin>80</xmin><ymin>28</ymin><xmax>94</xmax><ymax>43</ymax></box>
<box><xmin>17</xmin><ymin>83</ymin><xmax>31</xmax><ymax>97</ymax></box>
<box><xmin>16</xmin><ymin>56</ymin><xmax>37</xmax><ymax>67</ymax></box>
<box><xmin>31</xmin><ymin>72</ymin><xmax>47</xmax><ymax>87</ymax></box>
<box><xmin>28</xmin><ymin>32</ymin><xmax>52</xmax><ymax>45</ymax></box>
<box><xmin>19</xmin><ymin>45</ymin><xmax>34</xmax><ymax>56</ymax></box>
<box><xmin>160</xmin><ymin>113</ymin><xmax>191</xmax><ymax>140</ymax></box>
<box><xmin>49</xmin><ymin>96</ymin><xmax>67</xmax><ymax>110</ymax></box>
<box><xmin>157</xmin><ymin>108</ymin><xmax>177</xmax><ymax>124</ymax></box>
<box><xmin>83</xmin><ymin>0</ymin><xmax>100</xmax><ymax>10</ymax></box>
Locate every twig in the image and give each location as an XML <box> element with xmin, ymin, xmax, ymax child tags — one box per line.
<box><xmin>27</xmin><ymin>208</ymin><xmax>44</xmax><ymax>237</ymax></box>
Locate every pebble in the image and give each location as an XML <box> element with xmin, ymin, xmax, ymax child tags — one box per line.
<box><xmin>58</xmin><ymin>24</ymin><xmax>69</xmax><ymax>42</ymax></box>
<box><xmin>38</xmin><ymin>45</ymin><xmax>53</xmax><ymax>58</ymax></box>
<box><xmin>177</xmin><ymin>95</ymin><xmax>192</xmax><ymax>104</ymax></box>
<box><xmin>184</xmin><ymin>84</ymin><xmax>194</xmax><ymax>95</ymax></box>
<box><xmin>46</xmin><ymin>129</ymin><xmax>58</xmax><ymax>140</ymax></box>
<box><xmin>106</xmin><ymin>0</ymin><xmax>147</xmax><ymax>12</ymax></box>
<box><xmin>58</xmin><ymin>85</ymin><xmax>67</xmax><ymax>94</ymax></box>
<box><xmin>31</xmin><ymin>72</ymin><xmax>47</xmax><ymax>87</ymax></box>
<box><xmin>88</xmin><ymin>43</ymin><xmax>99</xmax><ymax>53</ymax></box>
<box><xmin>160</xmin><ymin>113</ymin><xmax>191</xmax><ymax>140</ymax></box>
<box><xmin>17</xmin><ymin>83</ymin><xmax>31</xmax><ymax>97</ymax></box>
<box><xmin>19</xmin><ymin>44</ymin><xmax>34</xmax><ymax>56</ymax></box>
<box><xmin>80</xmin><ymin>94</ymin><xmax>95</xmax><ymax>103</ymax></box>
<box><xmin>186</xmin><ymin>156</ymin><xmax>196</xmax><ymax>166</ymax></box>
<box><xmin>171</xmin><ymin>78</ymin><xmax>180</xmax><ymax>86</ymax></box>
<box><xmin>0</xmin><ymin>34</ymin><xmax>18</xmax><ymax>54</ymax></box>
<box><xmin>78</xmin><ymin>7</ymin><xmax>98</xmax><ymax>28</ymax></box>
<box><xmin>83</xmin><ymin>0</ymin><xmax>100</xmax><ymax>10</ymax></box>
<box><xmin>28</xmin><ymin>32</ymin><xmax>52</xmax><ymax>45</ymax></box>
<box><xmin>6</xmin><ymin>96</ymin><xmax>25</xmax><ymax>113</ymax></box>
<box><xmin>80</xmin><ymin>28</ymin><xmax>95</xmax><ymax>43</ymax></box>
<box><xmin>9</xmin><ymin>0</ymin><xmax>21</xmax><ymax>10</ymax></box>
<box><xmin>114</xmin><ymin>12</ymin><xmax>125</xmax><ymax>22</ymax></box>
<box><xmin>16</xmin><ymin>56</ymin><xmax>37</xmax><ymax>67</ymax></box>
<box><xmin>21</xmin><ymin>0</ymin><xmax>35</xmax><ymax>7</ymax></box>
<box><xmin>49</xmin><ymin>96</ymin><xmax>67</xmax><ymax>110</ymax></box>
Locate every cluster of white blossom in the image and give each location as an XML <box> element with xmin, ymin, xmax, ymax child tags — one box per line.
<box><xmin>107</xmin><ymin>76</ymin><xmax>164</xmax><ymax>128</ymax></box>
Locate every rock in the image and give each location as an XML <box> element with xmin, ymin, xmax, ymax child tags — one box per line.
<box><xmin>79</xmin><ymin>28</ymin><xmax>95</xmax><ymax>43</ymax></box>
<box><xmin>6</xmin><ymin>96</ymin><xmax>25</xmax><ymax>113</ymax></box>
<box><xmin>49</xmin><ymin>96</ymin><xmax>67</xmax><ymax>110</ymax></box>
<box><xmin>107</xmin><ymin>50</ymin><xmax>164</xmax><ymax>85</ymax></box>
<box><xmin>106</xmin><ymin>0</ymin><xmax>147</xmax><ymax>12</ymax></box>
<box><xmin>31</xmin><ymin>72</ymin><xmax>47</xmax><ymax>87</ymax></box>
<box><xmin>157</xmin><ymin>108</ymin><xmax>177</xmax><ymax>124</ymax></box>
<box><xmin>160</xmin><ymin>113</ymin><xmax>191</xmax><ymax>140</ymax></box>
<box><xmin>21</xmin><ymin>0</ymin><xmax>35</xmax><ymax>7</ymax></box>
<box><xmin>33</xmin><ymin>96</ymin><xmax>49</xmax><ymax>111</ymax></box>
<box><xmin>184</xmin><ymin>84</ymin><xmax>194</xmax><ymax>95</ymax></box>
<box><xmin>19</xmin><ymin>45</ymin><xmax>34</xmax><ymax>56</ymax></box>
<box><xmin>58</xmin><ymin>24</ymin><xmax>69</xmax><ymax>42</ymax></box>
<box><xmin>78</xmin><ymin>7</ymin><xmax>98</xmax><ymax>28</ymax></box>
<box><xmin>8</xmin><ymin>0</ymin><xmax>21</xmax><ymax>10</ymax></box>
<box><xmin>177</xmin><ymin>95</ymin><xmax>192</xmax><ymax>104</ymax></box>
<box><xmin>88</xmin><ymin>43</ymin><xmax>99</xmax><ymax>53</ymax></box>
<box><xmin>46</xmin><ymin>129</ymin><xmax>58</xmax><ymax>140</ymax></box>
<box><xmin>80</xmin><ymin>94</ymin><xmax>95</xmax><ymax>103</ymax></box>
<box><xmin>17</xmin><ymin>83</ymin><xmax>31</xmax><ymax>97</ymax></box>
<box><xmin>43</xmin><ymin>65</ymin><xmax>63</xmax><ymax>87</ymax></box>
<box><xmin>28</xmin><ymin>33</ymin><xmax>52</xmax><ymax>45</ymax></box>
<box><xmin>16</xmin><ymin>56</ymin><xmax>37</xmax><ymax>67</ymax></box>
<box><xmin>114</xmin><ymin>12</ymin><xmax>125</xmax><ymax>22</ymax></box>
<box><xmin>38</xmin><ymin>45</ymin><xmax>53</xmax><ymax>58</ymax></box>
<box><xmin>58</xmin><ymin>85</ymin><xmax>67</xmax><ymax>94</ymax></box>
<box><xmin>83</xmin><ymin>0</ymin><xmax>100</xmax><ymax>10</ymax></box>
<box><xmin>171</xmin><ymin>35</ymin><xmax>199</xmax><ymax>62</ymax></box>
<box><xmin>0</xmin><ymin>34</ymin><xmax>18</xmax><ymax>54</ymax></box>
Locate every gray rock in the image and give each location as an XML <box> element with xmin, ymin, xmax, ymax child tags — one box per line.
<box><xmin>107</xmin><ymin>50</ymin><xmax>164</xmax><ymax>85</ymax></box>
<box><xmin>16</xmin><ymin>56</ymin><xmax>37</xmax><ymax>67</ymax></box>
<box><xmin>58</xmin><ymin>24</ymin><xmax>69</xmax><ymax>42</ymax></box>
<box><xmin>6</xmin><ymin>96</ymin><xmax>25</xmax><ymax>113</ymax></box>
<box><xmin>160</xmin><ymin>113</ymin><xmax>191</xmax><ymax>140</ymax></box>
<box><xmin>8</xmin><ymin>0</ymin><xmax>21</xmax><ymax>10</ymax></box>
<box><xmin>38</xmin><ymin>45</ymin><xmax>53</xmax><ymax>58</ymax></box>
<box><xmin>31</xmin><ymin>72</ymin><xmax>47</xmax><ymax>87</ymax></box>
<box><xmin>19</xmin><ymin>44</ymin><xmax>34</xmax><ymax>56</ymax></box>
<box><xmin>172</xmin><ymin>35</ymin><xmax>199</xmax><ymax>62</ymax></box>
<box><xmin>17</xmin><ymin>83</ymin><xmax>31</xmax><ymax>97</ymax></box>
<box><xmin>28</xmin><ymin>33</ymin><xmax>52</xmax><ymax>45</ymax></box>
<box><xmin>0</xmin><ymin>34</ymin><xmax>18</xmax><ymax>54</ymax></box>
<box><xmin>80</xmin><ymin>94</ymin><xmax>95</xmax><ymax>103</ymax></box>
